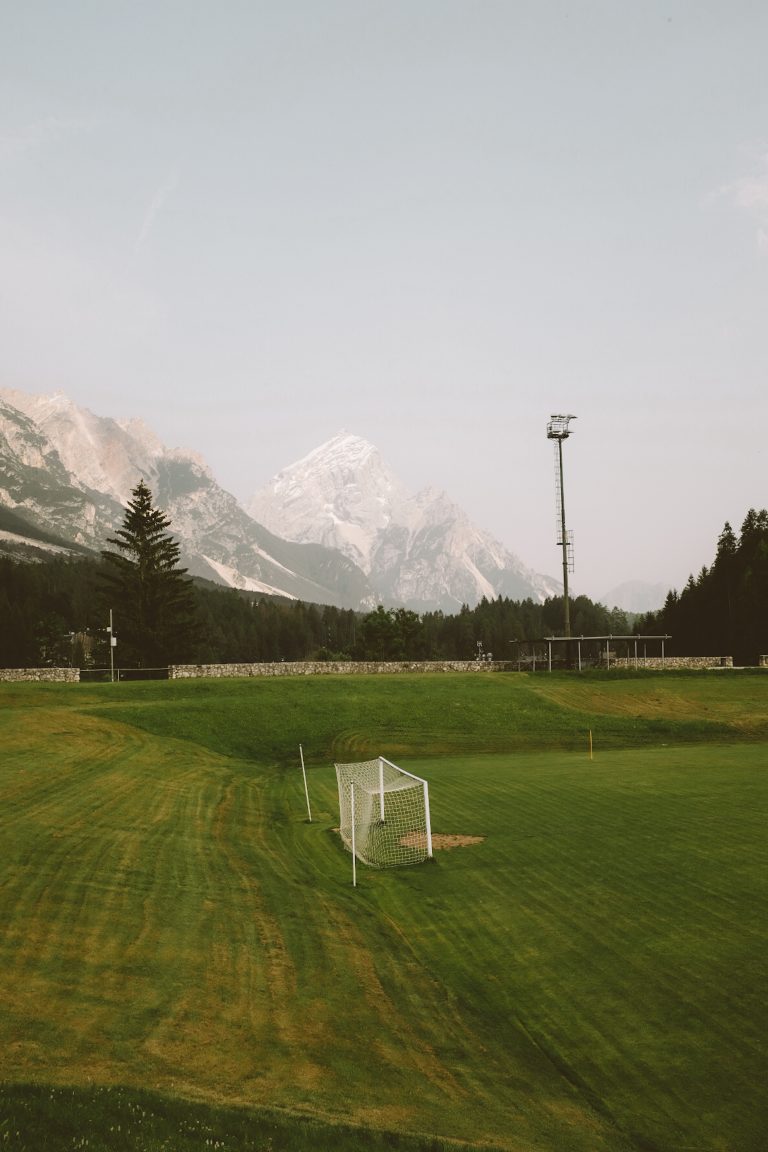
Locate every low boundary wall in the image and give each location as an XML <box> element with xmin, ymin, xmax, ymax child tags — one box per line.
<box><xmin>605</xmin><ymin>656</ymin><xmax>733</xmax><ymax>671</ymax></box>
<box><xmin>0</xmin><ymin>657</ymin><xmax>750</xmax><ymax>683</ymax></box>
<box><xmin>169</xmin><ymin>660</ymin><xmax>514</xmax><ymax>679</ymax></box>
<box><xmin>170</xmin><ymin>656</ymin><xmax>740</xmax><ymax>678</ymax></box>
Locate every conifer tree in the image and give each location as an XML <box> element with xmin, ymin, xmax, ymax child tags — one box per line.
<box><xmin>101</xmin><ymin>480</ymin><xmax>197</xmax><ymax>667</ymax></box>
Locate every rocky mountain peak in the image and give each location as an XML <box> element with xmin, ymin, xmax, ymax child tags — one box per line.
<box><xmin>248</xmin><ymin>431</ymin><xmax>409</xmax><ymax>574</ymax></box>
<box><xmin>249</xmin><ymin>431</ymin><xmax>559</xmax><ymax>610</ymax></box>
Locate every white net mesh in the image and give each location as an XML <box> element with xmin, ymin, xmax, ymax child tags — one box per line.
<box><xmin>335</xmin><ymin>757</ymin><xmax>430</xmax><ymax>868</ymax></box>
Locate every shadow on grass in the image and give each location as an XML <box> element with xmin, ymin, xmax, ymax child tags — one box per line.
<box><xmin>0</xmin><ymin>1082</ymin><xmax>497</xmax><ymax>1152</ymax></box>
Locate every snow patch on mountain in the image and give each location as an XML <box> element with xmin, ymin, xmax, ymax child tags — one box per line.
<box><xmin>0</xmin><ymin>529</ymin><xmax>75</xmax><ymax>556</ymax></box>
<box><xmin>202</xmin><ymin>556</ymin><xmax>297</xmax><ymax>598</ymax></box>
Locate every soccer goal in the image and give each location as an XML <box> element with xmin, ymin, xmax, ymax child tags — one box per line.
<box><xmin>335</xmin><ymin>757</ymin><xmax>432</xmax><ymax>876</ymax></box>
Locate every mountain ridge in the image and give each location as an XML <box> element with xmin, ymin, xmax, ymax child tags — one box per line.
<box><xmin>1</xmin><ymin>390</ymin><xmax>561</xmax><ymax>611</ymax></box>
<box><xmin>0</xmin><ymin>390</ymin><xmax>375</xmax><ymax>608</ymax></box>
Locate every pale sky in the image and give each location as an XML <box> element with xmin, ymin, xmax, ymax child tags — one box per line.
<box><xmin>1</xmin><ymin>1</ymin><xmax>766</xmax><ymax>602</ymax></box>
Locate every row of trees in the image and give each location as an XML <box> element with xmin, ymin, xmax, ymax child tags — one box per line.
<box><xmin>0</xmin><ymin>553</ymin><xmax>632</xmax><ymax>670</ymax></box>
<box><xmin>1</xmin><ymin>481</ymin><xmax>634</xmax><ymax>670</ymax></box>
<box><xmin>641</xmin><ymin>509</ymin><xmax>768</xmax><ymax>666</ymax></box>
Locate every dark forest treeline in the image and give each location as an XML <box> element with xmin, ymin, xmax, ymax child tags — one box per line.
<box><xmin>640</xmin><ymin>509</ymin><xmax>768</xmax><ymax>666</ymax></box>
<box><xmin>0</xmin><ymin>554</ymin><xmax>630</xmax><ymax>669</ymax></box>
<box><xmin>4</xmin><ymin>506</ymin><xmax>765</xmax><ymax>670</ymax></box>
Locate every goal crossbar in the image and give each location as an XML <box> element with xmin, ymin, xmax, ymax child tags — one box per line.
<box><xmin>335</xmin><ymin>756</ymin><xmax>433</xmax><ymax>869</ymax></box>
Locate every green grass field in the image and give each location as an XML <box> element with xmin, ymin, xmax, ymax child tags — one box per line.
<box><xmin>1</xmin><ymin>671</ymin><xmax>766</xmax><ymax>1151</ymax></box>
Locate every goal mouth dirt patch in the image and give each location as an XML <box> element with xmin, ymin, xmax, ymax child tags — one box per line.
<box><xmin>399</xmin><ymin>832</ymin><xmax>485</xmax><ymax>851</ymax></box>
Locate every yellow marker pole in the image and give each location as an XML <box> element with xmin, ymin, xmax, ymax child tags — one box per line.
<box><xmin>588</xmin><ymin>729</ymin><xmax>593</xmax><ymax>760</ymax></box>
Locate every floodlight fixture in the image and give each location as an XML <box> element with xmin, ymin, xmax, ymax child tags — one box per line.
<box><xmin>547</xmin><ymin>414</ymin><xmax>577</xmax><ymax>441</ymax></box>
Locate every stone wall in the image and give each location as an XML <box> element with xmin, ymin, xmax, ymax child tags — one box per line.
<box><xmin>169</xmin><ymin>660</ymin><xmax>514</xmax><ymax>679</ymax></box>
<box><xmin>0</xmin><ymin>667</ymin><xmax>80</xmax><ymax>682</ymax></box>
<box><xmin>0</xmin><ymin>658</ymin><xmax>743</xmax><ymax>683</ymax></box>
<box><xmin>605</xmin><ymin>656</ymin><xmax>733</xmax><ymax>670</ymax></box>
<box><xmin>169</xmin><ymin>656</ymin><xmax>738</xmax><ymax>678</ymax></box>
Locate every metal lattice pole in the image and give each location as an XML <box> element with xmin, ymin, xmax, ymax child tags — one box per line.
<box><xmin>546</xmin><ymin>415</ymin><xmax>577</xmax><ymax>643</ymax></box>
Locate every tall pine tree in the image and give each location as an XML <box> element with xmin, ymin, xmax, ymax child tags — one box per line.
<box><xmin>101</xmin><ymin>480</ymin><xmax>197</xmax><ymax>667</ymax></box>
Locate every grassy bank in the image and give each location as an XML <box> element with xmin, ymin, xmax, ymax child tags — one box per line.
<box><xmin>18</xmin><ymin>667</ymin><xmax>766</xmax><ymax>765</ymax></box>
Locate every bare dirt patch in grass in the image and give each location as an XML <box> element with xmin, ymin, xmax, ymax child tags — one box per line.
<box><xmin>400</xmin><ymin>832</ymin><xmax>485</xmax><ymax>851</ymax></box>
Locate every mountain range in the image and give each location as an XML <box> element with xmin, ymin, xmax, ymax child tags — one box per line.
<box><xmin>248</xmin><ymin>432</ymin><xmax>559</xmax><ymax>610</ymax></box>
<box><xmin>0</xmin><ymin>389</ymin><xmax>563</xmax><ymax>612</ymax></box>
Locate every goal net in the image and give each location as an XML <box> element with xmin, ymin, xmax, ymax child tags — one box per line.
<box><xmin>335</xmin><ymin>757</ymin><xmax>432</xmax><ymax>868</ymax></box>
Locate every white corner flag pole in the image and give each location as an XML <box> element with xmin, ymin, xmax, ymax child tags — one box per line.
<box><xmin>299</xmin><ymin>744</ymin><xmax>312</xmax><ymax>822</ymax></box>
<box><xmin>351</xmin><ymin>782</ymin><xmax>357</xmax><ymax>888</ymax></box>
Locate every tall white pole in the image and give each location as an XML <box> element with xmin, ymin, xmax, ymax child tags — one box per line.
<box><xmin>108</xmin><ymin>609</ymin><xmax>115</xmax><ymax>683</ymax></box>
<box><xmin>423</xmin><ymin>780</ymin><xmax>433</xmax><ymax>858</ymax></box>
<box><xmin>378</xmin><ymin>757</ymin><xmax>385</xmax><ymax>822</ymax></box>
<box><xmin>351</xmin><ymin>782</ymin><xmax>357</xmax><ymax>888</ymax></box>
<box><xmin>299</xmin><ymin>744</ymin><xmax>312</xmax><ymax>822</ymax></box>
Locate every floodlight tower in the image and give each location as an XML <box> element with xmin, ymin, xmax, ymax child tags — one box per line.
<box><xmin>546</xmin><ymin>414</ymin><xmax>576</xmax><ymax>639</ymax></box>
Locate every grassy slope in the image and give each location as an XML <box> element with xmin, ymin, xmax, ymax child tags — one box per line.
<box><xmin>73</xmin><ymin>669</ymin><xmax>768</xmax><ymax>764</ymax></box>
<box><xmin>1</xmin><ymin>672</ymin><xmax>767</xmax><ymax>1151</ymax></box>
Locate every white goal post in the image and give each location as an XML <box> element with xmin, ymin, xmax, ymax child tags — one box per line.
<box><xmin>335</xmin><ymin>756</ymin><xmax>433</xmax><ymax>873</ymax></box>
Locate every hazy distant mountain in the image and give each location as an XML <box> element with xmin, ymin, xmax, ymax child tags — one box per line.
<box><xmin>0</xmin><ymin>391</ymin><xmax>560</xmax><ymax>612</ymax></box>
<box><xmin>248</xmin><ymin>432</ymin><xmax>560</xmax><ymax>611</ymax></box>
<box><xmin>0</xmin><ymin>390</ymin><xmax>374</xmax><ymax>608</ymax></box>
<box><xmin>599</xmin><ymin>581</ymin><xmax>668</xmax><ymax>614</ymax></box>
